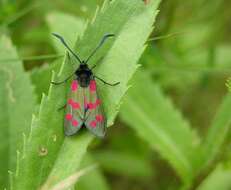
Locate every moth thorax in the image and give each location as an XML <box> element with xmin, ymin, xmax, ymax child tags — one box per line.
<box><xmin>78</xmin><ymin>73</ymin><xmax>91</xmax><ymax>87</ymax></box>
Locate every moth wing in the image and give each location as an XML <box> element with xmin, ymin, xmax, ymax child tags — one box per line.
<box><xmin>64</xmin><ymin>80</ymin><xmax>86</xmax><ymax>136</ymax></box>
<box><xmin>85</xmin><ymin>80</ymin><xmax>106</xmax><ymax>138</ymax></box>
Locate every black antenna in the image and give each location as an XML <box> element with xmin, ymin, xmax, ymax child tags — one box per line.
<box><xmin>85</xmin><ymin>34</ymin><xmax>115</xmax><ymax>64</ymax></box>
<box><xmin>52</xmin><ymin>33</ymin><xmax>82</xmax><ymax>64</ymax></box>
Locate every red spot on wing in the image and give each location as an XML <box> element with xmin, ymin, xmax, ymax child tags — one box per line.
<box><xmin>72</xmin><ymin>119</ymin><xmax>79</xmax><ymax>127</ymax></box>
<box><xmin>68</xmin><ymin>99</ymin><xmax>80</xmax><ymax>109</ymax></box>
<box><xmin>65</xmin><ymin>114</ymin><xmax>72</xmax><ymax>121</ymax></box>
<box><xmin>95</xmin><ymin>99</ymin><xmax>101</xmax><ymax>106</ymax></box>
<box><xmin>87</xmin><ymin>99</ymin><xmax>101</xmax><ymax>110</ymax></box>
<box><xmin>96</xmin><ymin>115</ymin><xmax>104</xmax><ymax>122</ymax></box>
<box><xmin>72</xmin><ymin>102</ymin><xmax>80</xmax><ymax>109</ymax></box>
<box><xmin>90</xmin><ymin>120</ymin><xmax>97</xmax><ymax>128</ymax></box>
<box><xmin>71</xmin><ymin>80</ymin><xmax>78</xmax><ymax>91</ymax></box>
<box><xmin>68</xmin><ymin>99</ymin><xmax>74</xmax><ymax>105</ymax></box>
<box><xmin>88</xmin><ymin>103</ymin><xmax>95</xmax><ymax>110</ymax></box>
<box><xmin>90</xmin><ymin>80</ymin><xmax>96</xmax><ymax>92</ymax></box>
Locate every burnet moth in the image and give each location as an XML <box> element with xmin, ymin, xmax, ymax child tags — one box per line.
<box><xmin>51</xmin><ymin>33</ymin><xmax>119</xmax><ymax>138</ymax></box>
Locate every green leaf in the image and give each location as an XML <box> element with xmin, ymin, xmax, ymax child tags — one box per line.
<box><xmin>226</xmin><ymin>78</ymin><xmax>231</xmax><ymax>92</ymax></box>
<box><xmin>71</xmin><ymin>0</ymin><xmax>161</xmax><ymax>126</ymax></box>
<box><xmin>0</xmin><ymin>35</ymin><xmax>36</xmax><ymax>189</ymax></box>
<box><xmin>41</xmin><ymin>163</ymin><xmax>97</xmax><ymax>190</ymax></box>
<box><xmin>41</xmin><ymin>134</ymin><xmax>94</xmax><ymax>189</ymax></box>
<box><xmin>30</xmin><ymin>61</ymin><xmax>60</xmax><ymax>100</ymax></box>
<box><xmin>93</xmin><ymin>150</ymin><xmax>153</xmax><ymax>178</ymax></box>
<box><xmin>120</xmin><ymin>69</ymin><xmax>200</xmax><ymax>182</ymax></box>
<box><xmin>14</xmin><ymin>14</ymin><xmax>86</xmax><ymax>190</ymax></box>
<box><xmin>203</xmin><ymin>93</ymin><xmax>231</xmax><ymax>165</ymax></box>
<box><xmin>14</xmin><ymin>0</ymin><xmax>161</xmax><ymax>188</ymax></box>
<box><xmin>76</xmin><ymin>154</ymin><xmax>110</xmax><ymax>190</ymax></box>
<box><xmin>197</xmin><ymin>165</ymin><xmax>231</xmax><ymax>190</ymax></box>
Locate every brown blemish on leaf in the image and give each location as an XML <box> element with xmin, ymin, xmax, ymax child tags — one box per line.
<box><xmin>143</xmin><ymin>0</ymin><xmax>150</xmax><ymax>5</ymax></box>
<box><xmin>38</xmin><ymin>147</ymin><xmax>48</xmax><ymax>156</ymax></box>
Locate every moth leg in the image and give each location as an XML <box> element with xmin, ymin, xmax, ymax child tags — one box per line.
<box><xmin>51</xmin><ymin>74</ymin><xmax>75</xmax><ymax>85</ymax></box>
<box><xmin>90</xmin><ymin>56</ymin><xmax>104</xmax><ymax>70</ymax></box>
<box><xmin>51</xmin><ymin>53</ymin><xmax>75</xmax><ymax>85</ymax></box>
<box><xmin>94</xmin><ymin>75</ymin><xmax>120</xmax><ymax>86</ymax></box>
<box><xmin>58</xmin><ymin>104</ymin><xmax>66</xmax><ymax>111</ymax></box>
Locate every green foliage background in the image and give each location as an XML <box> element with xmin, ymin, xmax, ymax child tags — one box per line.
<box><xmin>0</xmin><ymin>0</ymin><xmax>231</xmax><ymax>190</ymax></box>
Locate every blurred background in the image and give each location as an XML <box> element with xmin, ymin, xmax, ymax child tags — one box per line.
<box><xmin>1</xmin><ymin>0</ymin><xmax>231</xmax><ymax>190</ymax></box>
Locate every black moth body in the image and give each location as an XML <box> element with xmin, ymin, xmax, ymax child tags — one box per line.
<box><xmin>51</xmin><ymin>33</ymin><xmax>119</xmax><ymax>137</ymax></box>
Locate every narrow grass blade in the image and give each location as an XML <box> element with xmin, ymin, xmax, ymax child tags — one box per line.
<box><xmin>120</xmin><ymin>70</ymin><xmax>200</xmax><ymax>182</ymax></box>
<box><xmin>0</xmin><ymin>35</ymin><xmax>36</xmax><ymax>189</ymax></box>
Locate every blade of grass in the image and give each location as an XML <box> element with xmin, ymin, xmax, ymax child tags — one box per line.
<box><xmin>76</xmin><ymin>154</ymin><xmax>110</xmax><ymax>190</ymax></box>
<box><xmin>203</xmin><ymin>94</ymin><xmax>231</xmax><ymax>166</ymax></box>
<box><xmin>44</xmin><ymin>0</ymin><xmax>161</xmax><ymax>186</ymax></box>
<box><xmin>14</xmin><ymin>0</ymin><xmax>161</xmax><ymax>188</ymax></box>
<box><xmin>196</xmin><ymin>165</ymin><xmax>231</xmax><ymax>190</ymax></box>
<box><xmin>120</xmin><ymin>69</ymin><xmax>200</xmax><ymax>182</ymax></box>
<box><xmin>2</xmin><ymin>3</ymin><xmax>40</xmax><ymax>27</ymax></box>
<box><xmin>0</xmin><ymin>54</ymin><xmax>63</xmax><ymax>62</ymax></box>
<box><xmin>43</xmin><ymin>0</ymin><xmax>161</xmax><ymax>187</ymax></box>
<box><xmin>0</xmin><ymin>35</ymin><xmax>36</xmax><ymax>189</ymax></box>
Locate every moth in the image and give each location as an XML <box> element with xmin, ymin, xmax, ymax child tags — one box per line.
<box><xmin>51</xmin><ymin>33</ymin><xmax>119</xmax><ymax>137</ymax></box>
